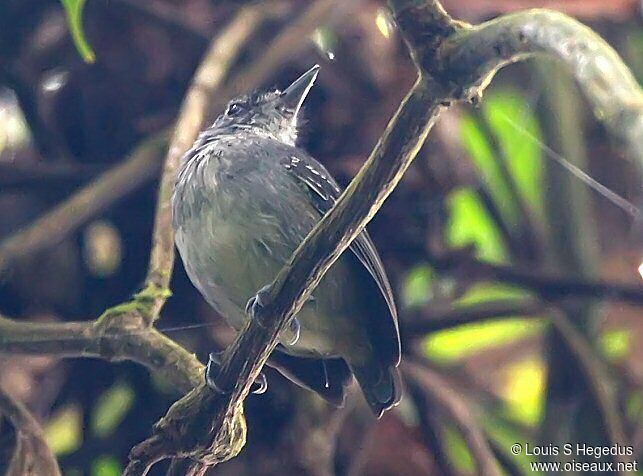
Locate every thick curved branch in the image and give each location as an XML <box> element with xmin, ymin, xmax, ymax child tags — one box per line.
<box><xmin>0</xmin><ymin>313</ymin><xmax>202</xmax><ymax>393</ymax></box>
<box><xmin>438</xmin><ymin>9</ymin><xmax>643</xmax><ymax>168</ymax></box>
<box><xmin>0</xmin><ymin>387</ymin><xmax>62</xmax><ymax>476</ymax></box>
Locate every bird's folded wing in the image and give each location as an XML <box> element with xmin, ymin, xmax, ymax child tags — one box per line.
<box><xmin>281</xmin><ymin>153</ymin><xmax>400</xmax><ymax>362</ymax></box>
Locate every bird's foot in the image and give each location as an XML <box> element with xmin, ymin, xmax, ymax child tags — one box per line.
<box><xmin>245</xmin><ymin>284</ymin><xmax>272</xmax><ymax>322</ymax></box>
<box><xmin>205</xmin><ymin>351</ymin><xmax>268</xmax><ymax>395</ymax></box>
<box><xmin>281</xmin><ymin>317</ymin><xmax>301</xmax><ymax>346</ymax></box>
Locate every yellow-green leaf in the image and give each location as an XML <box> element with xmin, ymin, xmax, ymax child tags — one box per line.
<box><xmin>445</xmin><ymin>187</ymin><xmax>507</xmax><ymax>263</ymax></box>
<box><xmin>91</xmin><ymin>455</ymin><xmax>122</xmax><ymax>476</ymax></box>
<box><xmin>45</xmin><ymin>404</ymin><xmax>83</xmax><ymax>455</ymax></box>
<box><xmin>91</xmin><ymin>381</ymin><xmax>134</xmax><ymax>437</ymax></box>
<box><xmin>60</xmin><ymin>0</ymin><xmax>96</xmax><ymax>63</ymax></box>
<box><xmin>500</xmin><ymin>357</ymin><xmax>546</xmax><ymax>426</ymax></box>
<box><xmin>402</xmin><ymin>264</ymin><xmax>434</xmax><ymax>308</ymax></box>
<box><xmin>483</xmin><ymin>91</ymin><xmax>544</xmax><ymax>217</ymax></box>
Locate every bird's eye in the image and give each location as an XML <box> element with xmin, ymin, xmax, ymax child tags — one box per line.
<box><xmin>226</xmin><ymin>102</ymin><xmax>244</xmax><ymax>116</ymax></box>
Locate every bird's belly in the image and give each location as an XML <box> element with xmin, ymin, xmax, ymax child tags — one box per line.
<box><xmin>175</xmin><ymin>210</ymin><xmax>353</xmax><ymax>358</ymax></box>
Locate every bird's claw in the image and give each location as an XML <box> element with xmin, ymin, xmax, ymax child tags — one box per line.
<box><xmin>205</xmin><ymin>351</ymin><xmax>268</xmax><ymax>395</ymax></box>
<box><xmin>283</xmin><ymin>317</ymin><xmax>301</xmax><ymax>346</ymax></box>
<box><xmin>251</xmin><ymin>372</ymin><xmax>268</xmax><ymax>394</ymax></box>
<box><xmin>245</xmin><ymin>284</ymin><xmax>271</xmax><ymax>318</ymax></box>
<box><xmin>205</xmin><ymin>351</ymin><xmax>228</xmax><ymax>394</ymax></box>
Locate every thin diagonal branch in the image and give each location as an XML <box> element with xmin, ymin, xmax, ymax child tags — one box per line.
<box><xmin>404</xmin><ymin>360</ymin><xmax>502</xmax><ymax>476</ymax></box>
<box><xmin>403</xmin><ymin>298</ymin><xmax>543</xmax><ymax>337</ymax></box>
<box><xmin>428</xmin><ymin>251</ymin><xmax>643</xmax><ymax>304</ymax></box>
<box><xmin>142</xmin><ymin>3</ymin><xmax>272</xmax><ymax>322</ymax></box>
<box><xmin>0</xmin><ymin>387</ymin><xmax>62</xmax><ymax>476</ymax></box>
<box><xmin>0</xmin><ymin>135</ymin><xmax>167</xmax><ymax>275</ymax></box>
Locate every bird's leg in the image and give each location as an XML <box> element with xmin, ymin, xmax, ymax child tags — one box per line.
<box><xmin>206</xmin><ymin>351</ymin><xmax>268</xmax><ymax>395</ymax></box>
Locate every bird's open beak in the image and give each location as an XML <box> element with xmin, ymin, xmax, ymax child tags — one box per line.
<box><xmin>281</xmin><ymin>65</ymin><xmax>320</xmax><ymax>114</ymax></box>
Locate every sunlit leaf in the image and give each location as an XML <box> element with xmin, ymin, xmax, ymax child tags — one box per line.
<box><xmin>444</xmin><ymin>425</ymin><xmax>475</xmax><ymax>474</ymax></box>
<box><xmin>91</xmin><ymin>381</ymin><xmax>134</xmax><ymax>438</ymax></box>
<box><xmin>45</xmin><ymin>404</ymin><xmax>83</xmax><ymax>455</ymax></box>
<box><xmin>91</xmin><ymin>455</ymin><xmax>122</xmax><ymax>476</ymax></box>
<box><xmin>500</xmin><ymin>357</ymin><xmax>546</xmax><ymax>426</ymax></box>
<box><xmin>425</xmin><ymin>317</ymin><xmax>544</xmax><ymax>362</ymax></box>
<box><xmin>311</xmin><ymin>27</ymin><xmax>337</xmax><ymax>61</ymax></box>
<box><xmin>445</xmin><ymin>187</ymin><xmax>507</xmax><ymax>263</ymax></box>
<box><xmin>402</xmin><ymin>264</ymin><xmax>434</xmax><ymax>308</ymax></box>
<box><xmin>60</xmin><ymin>0</ymin><xmax>96</xmax><ymax>63</ymax></box>
<box><xmin>460</xmin><ymin>90</ymin><xmax>545</xmax><ymax>229</ymax></box>
<box><xmin>460</xmin><ymin>115</ymin><xmax>517</xmax><ymax>224</ymax></box>
<box><xmin>425</xmin><ymin>283</ymin><xmax>541</xmax><ymax>362</ymax></box>
<box><xmin>600</xmin><ymin>328</ymin><xmax>630</xmax><ymax>362</ymax></box>
<box><xmin>483</xmin><ymin>91</ymin><xmax>544</xmax><ymax>217</ymax></box>
<box><xmin>456</xmin><ymin>282</ymin><xmax>530</xmax><ymax>306</ymax></box>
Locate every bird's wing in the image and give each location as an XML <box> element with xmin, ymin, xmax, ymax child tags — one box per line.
<box><xmin>281</xmin><ymin>154</ymin><xmax>400</xmax><ymax>362</ymax></box>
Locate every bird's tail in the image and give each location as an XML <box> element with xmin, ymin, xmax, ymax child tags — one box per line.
<box><xmin>351</xmin><ymin>362</ymin><xmax>402</xmax><ymax>418</ymax></box>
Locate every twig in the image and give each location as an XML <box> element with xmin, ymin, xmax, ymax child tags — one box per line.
<box><xmin>0</xmin><ymin>3</ymin><xmax>272</xmax><ymax>279</ymax></box>
<box><xmin>403</xmin><ymin>298</ymin><xmax>543</xmax><ymax>337</ymax></box>
<box><xmin>0</xmin><ymin>387</ymin><xmax>62</xmax><ymax>476</ymax></box>
<box><xmin>403</xmin><ymin>360</ymin><xmax>502</xmax><ymax>476</ymax></box>
<box><xmin>0</xmin><ymin>135</ymin><xmax>167</xmax><ymax>275</ymax></box>
<box><xmin>550</xmin><ymin>312</ymin><xmax>632</xmax><ymax>468</ymax></box>
<box><xmin>0</xmin><ymin>160</ymin><xmax>106</xmax><ymax>189</ymax></box>
<box><xmin>428</xmin><ymin>251</ymin><xmax>643</xmax><ymax>304</ymax></box>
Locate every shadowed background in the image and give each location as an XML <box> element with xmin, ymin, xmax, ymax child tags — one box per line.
<box><xmin>0</xmin><ymin>0</ymin><xmax>641</xmax><ymax>474</ymax></box>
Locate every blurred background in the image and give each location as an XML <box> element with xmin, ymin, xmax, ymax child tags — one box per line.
<box><xmin>0</xmin><ymin>0</ymin><xmax>641</xmax><ymax>475</ymax></box>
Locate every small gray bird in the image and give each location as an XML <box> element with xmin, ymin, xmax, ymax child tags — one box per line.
<box><xmin>172</xmin><ymin>65</ymin><xmax>401</xmax><ymax>417</ymax></box>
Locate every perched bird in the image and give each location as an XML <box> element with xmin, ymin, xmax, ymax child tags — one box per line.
<box><xmin>171</xmin><ymin>65</ymin><xmax>401</xmax><ymax>417</ymax></box>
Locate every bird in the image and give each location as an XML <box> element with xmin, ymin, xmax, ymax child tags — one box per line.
<box><xmin>171</xmin><ymin>65</ymin><xmax>401</xmax><ymax>417</ymax></box>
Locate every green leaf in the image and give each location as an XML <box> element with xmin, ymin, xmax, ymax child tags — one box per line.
<box><xmin>460</xmin><ymin>90</ymin><xmax>545</xmax><ymax>228</ymax></box>
<box><xmin>60</xmin><ymin>0</ymin><xmax>96</xmax><ymax>63</ymax></box>
<box><xmin>445</xmin><ymin>187</ymin><xmax>507</xmax><ymax>263</ymax></box>
<box><xmin>91</xmin><ymin>455</ymin><xmax>122</xmax><ymax>476</ymax></box>
<box><xmin>401</xmin><ymin>264</ymin><xmax>434</xmax><ymax>308</ymax></box>
<box><xmin>91</xmin><ymin>381</ymin><xmax>134</xmax><ymax>437</ymax></box>
<box><xmin>444</xmin><ymin>425</ymin><xmax>475</xmax><ymax>474</ymax></box>
<box><xmin>45</xmin><ymin>404</ymin><xmax>83</xmax><ymax>455</ymax></box>
<box><xmin>483</xmin><ymin>91</ymin><xmax>544</xmax><ymax>216</ymax></box>
<box><xmin>424</xmin><ymin>317</ymin><xmax>544</xmax><ymax>363</ymax></box>
<box><xmin>460</xmin><ymin>114</ymin><xmax>517</xmax><ymax>223</ymax></box>
<box><xmin>425</xmin><ymin>282</ymin><xmax>542</xmax><ymax>363</ymax></box>
<box><xmin>500</xmin><ymin>357</ymin><xmax>545</xmax><ymax>426</ymax></box>
<box><xmin>456</xmin><ymin>282</ymin><xmax>529</xmax><ymax>306</ymax></box>
<box><xmin>600</xmin><ymin>328</ymin><xmax>630</xmax><ymax>362</ymax></box>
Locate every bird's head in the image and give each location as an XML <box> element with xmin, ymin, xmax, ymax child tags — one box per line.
<box><xmin>211</xmin><ymin>65</ymin><xmax>320</xmax><ymax>146</ymax></box>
